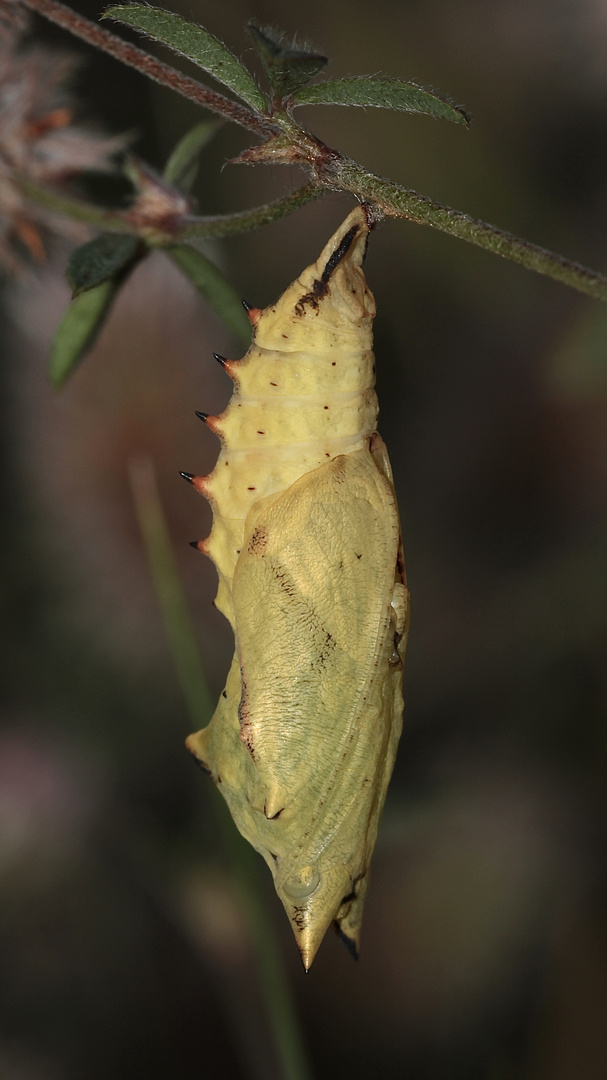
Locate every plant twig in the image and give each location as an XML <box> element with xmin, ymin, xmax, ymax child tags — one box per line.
<box><xmin>19</xmin><ymin>0</ymin><xmax>607</xmax><ymax>301</ymax></box>
<box><xmin>129</xmin><ymin>456</ymin><xmax>213</xmax><ymax>728</ymax></box>
<box><xmin>218</xmin><ymin>813</ymin><xmax>316</xmax><ymax>1080</ymax></box>
<box><xmin>334</xmin><ymin>161</ymin><xmax>607</xmax><ymax>301</ymax></box>
<box><xmin>20</xmin><ymin>0</ymin><xmax>277</xmax><ymax>135</ymax></box>
<box><xmin>177</xmin><ymin>181</ymin><xmax>322</xmax><ymax>239</ymax></box>
<box><xmin>242</xmin><ymin>126</ymin><xmax>607</xmax><ymax>302</ymax></box>
<box><xmin>16</xmin><ymin>175</ymin><xmax>133</xmax><ymax>231</ymax></box>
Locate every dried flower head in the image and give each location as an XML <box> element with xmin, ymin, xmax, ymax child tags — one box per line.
<box><xmin>0</xmin><ymin>1</ymin><xmax>126</xmax><ymax>272</ymax></box>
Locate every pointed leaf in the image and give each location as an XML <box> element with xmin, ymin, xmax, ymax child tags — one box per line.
<box><xmin>163</xmin><ymin>121</ymin><xmax>219</xmax><ymax>190</ymax></box>
<box><xmin>66</xmin><ymin>232</ymin><xmax>141</xmax><ymax>296</ymax></box>
<box><xmin>248</xmin><ymin>23</ymin><xmax>328</xmax><ymax>98</ymax></box>
<box><xmin>165</xmin><ymin>244</ymin><xmax>250</xmax><ymax>344</ymax></box>
<box><xmin>291</xmin><ymin>76</ymin><xmax>470</xmax><ymax>125</ymax></box>
<box><xmin>49</xmin><ymin>279</ymin><xmax>118</xmax><ymax>388</ymax></box>
<box><xmin>103</xmin><ymin>5</ymin><xmax>267</xmax><ymax>113</ymax></box>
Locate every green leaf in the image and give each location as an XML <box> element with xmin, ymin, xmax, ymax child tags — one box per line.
<box><xmin>66</xmin><ymin>232</ymin><xmax>140</xmax><ymax>296</ymax></box>
<box><xmin>248</xmin><ymin>23</ymin><xmax>328</xmax><ymax>99</ymax></box>
<box><xmin>291</xmin><ymin>76</ymin><xmax>470</xmax><ymax>125</ymax></box>
<box><xmin>103</xmin><ymin>5</ymin><xmax>267</xmax><ymax>113</ymax></box>
<box><xmin>163</xmin><ymin>120</ymin><xmax>219</xmax><ymax>190</ymax></box>
<box><xmin>165</xmin><ymin>244</ymin><xmax>250</xmax><ymax>344</ymax></box>
<box><xmin>49</xmin><ymin>280</ymin><xmax>118</xmax><ymax>388</ymax></box>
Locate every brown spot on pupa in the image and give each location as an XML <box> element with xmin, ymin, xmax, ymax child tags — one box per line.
<box><xmin>396</xmin><ymin>541</ymin><xmax>406</xmax><ymax>586</ymax></box>
<box><xmin>314</xmin><ymin>631</ymin><xmax>336</xmax><ymax>669</ymax></box>
<box><xmin>239</xmin><ymin>726</ymin><xmax>256</xmax><ymax>760</ymax></box>
<box><xmin>273</xmin><ymin>565</ymin><xmax>296</xmax><ymax>596</ymax></box>
<box><xmin>324</xmin><ymin>405</ymin><xmax>329</xmax><ymax>410</ymax></box>
<box><xmin>331</xmin><ymin>456</ymin><xmax>348</xmax><ymax>484</ymax></box>
<box><xmin>292</xmin><ymin>906</ymin><xmax>307</xmax><ymax>931</ymax></box>
<box><xmin>340</xmin><ymin>889</ymin><xmax>356</xmax><ymax>906</ymax></box>
<box><xmin>270</xmin><ymin>382</ymin><xmax>277</xmax><ymax>387</ymax></box>
<box><xmin>185</xmin><ymin>740</ymin><xmax>217</xmax><ymax>783</ymax></box>
<box><xmin>248</xmin><ymin>486</ymin><xmax>256</xmax><ymax>490</ymax></box>
<box><xmin>294</xmin><ymin>224</ymin><xmax>360</xmax><ymax>315</ymax></box>
<box><xmin>247</xmin><ymin>525</ymin><xmax>268</xmax><ymax>555</ymax></box>
<box><xmin>257</xmin><ymin>430</ymin><xmax>265</xmax><ymax>435</ymax></box>
<box><xmin>238</xmin><ymin>684</ymin><xmax>256</xmax><ymax>760</ymax></box>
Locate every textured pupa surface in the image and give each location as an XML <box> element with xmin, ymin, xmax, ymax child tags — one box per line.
<box><xmin>185</xmin><ymin>206</ymin><xmax>409</xmax><ymax>970</ymax></box>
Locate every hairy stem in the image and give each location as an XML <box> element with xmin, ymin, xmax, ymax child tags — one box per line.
<box><xmin>329</xmin><ymin>161</ymin><xmax>607</xmax><ymax>301</ymax></box>
<box><xmin>18</xmin><ymin>0</ymin><xmax>607</xmax><ymax>300</ymax></box>
<box><xmin>177</xmin><ymin>182</ymin><xmax>322</xmax><ymax>239</ymax></box>
<box><xmin>20</xmin><ymin>0</ymin><xmax>276</xmax><ymax>135</ymax></box>
<box><xmin>16</xmin><ymin>175</ymin><xmax>132</xmax><ymax>231</ymax></box>
<box><xmin>19</xmin><ymin>172</ymin><xmax>322</xmax><ymax>245</ymax></box>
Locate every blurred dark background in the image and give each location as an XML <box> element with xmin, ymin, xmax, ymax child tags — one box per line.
<box><xmin>2</xmin><ymin>0</ymin><xmax>607</xmax><ymax>1077</ymax></box>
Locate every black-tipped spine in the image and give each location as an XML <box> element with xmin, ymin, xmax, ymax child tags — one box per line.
<box><xmin>195</xmin><ymin>411</ymin><xmax>208</xmax><ymax>423</ymax></box>
<box><xmin>189</xmin><ymin>540</ymin><xmax>201</xmax><ymax>549</ymax></box>
<box><xmin>213</xmin><ymin>353</ymin><xmax>227</xmax><ymax>367</ymax></box>
<box><xmin>180</xmin><ymin>471</ymin><xmax>195</xmax><ymax>484</ymax></box>
<box><xmin>241</xmin><ymin>299</ymin><xmax>253</xmax><ymax>312</ymax></box>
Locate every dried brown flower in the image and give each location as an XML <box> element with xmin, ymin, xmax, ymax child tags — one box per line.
<box><xmin>0</xmin><ymin>0</ymin><xmax>126</xmax><ymax>272</ymax></box>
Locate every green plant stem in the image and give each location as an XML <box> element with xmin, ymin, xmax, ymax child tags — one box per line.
<box><xmin>332</xmin><ymin>161</ymin><xmax>607</xmax><ymax>301</ymax></box>
<box><xmin>20</xmin><ymin>0</ymin><xmax>276</xmax><ymax>135</ymax></box>
<box><xmin>129</xmin><ymin>457</ymin><xmax>213</xmax><ymax>728</ymax></box>
<box><xmin>19</xmin><ymin>170</ymin><xmax>321</xmax><ymax>244</ymax></box>
<box><xmin>23</xmin><ymin>0</ymin><xmax>607</xmax><ymax>300</ymax></box>
<box><xmin>177</xmin><ymin>182</ymin><xmax>322</xmax><ymax>238</ymax></box>
<box><xmin>19</xmin><ymin>174</ymin><xmax>321</xmax><ymax>245</ymax></box>
<box><xmin>16</xmin><ymin>176</ymin><xmax>132</xmax><ymax>232</ymax></box>
<box><xmin>218</xmin><ymin>809</ymin><xmax>315</xmax><ymax>1080</ymax></box>
<box><xmin>128</xmin><ymin>456</ymin><xmax>314</xmax><ymax>1080</ymax></box>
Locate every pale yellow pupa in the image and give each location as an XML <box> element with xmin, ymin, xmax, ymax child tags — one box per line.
<box><xmin>185</xmin><ymin>206</ymin><xmax>410</xmax><ymax>970</ymax></box>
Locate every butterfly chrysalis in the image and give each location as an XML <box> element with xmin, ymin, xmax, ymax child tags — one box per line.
<box><xmin>185</xmin><ymin>206</ymin><xmax>409</xmax><ymax>969</ymax></box>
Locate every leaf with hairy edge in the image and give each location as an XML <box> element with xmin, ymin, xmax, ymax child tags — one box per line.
<box><xmin>248</xmin><ymin>23</ymin><xmax>328</xmax><ymax>99</ymax></box>
<box><xmin>67</xmin><ymin>232</ymin><xmax>141</xmax><ymax>296</ymax></box>
<box><xmin>163</xmin><ymin>121</ymin><xmax>219</xmax><ymax>190</ymax></box>
<box><xmin>103</xmin><ymin>5</ymin><xmax>267</xmax><ymax>113</ymax></box>
<box><xmin>291</xmin><ymin>76</ymin><xmax>470</xmax><ymax>125</ymax></box>
<box><xmin>49</xmin><ymin>280</ymin><xmax>118</xmax><ymax>388</ymax></box>
<box><xmin>165</xmin><ymin>245</ymin><xmax>250</xmax><ymax>344</ymax></box>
